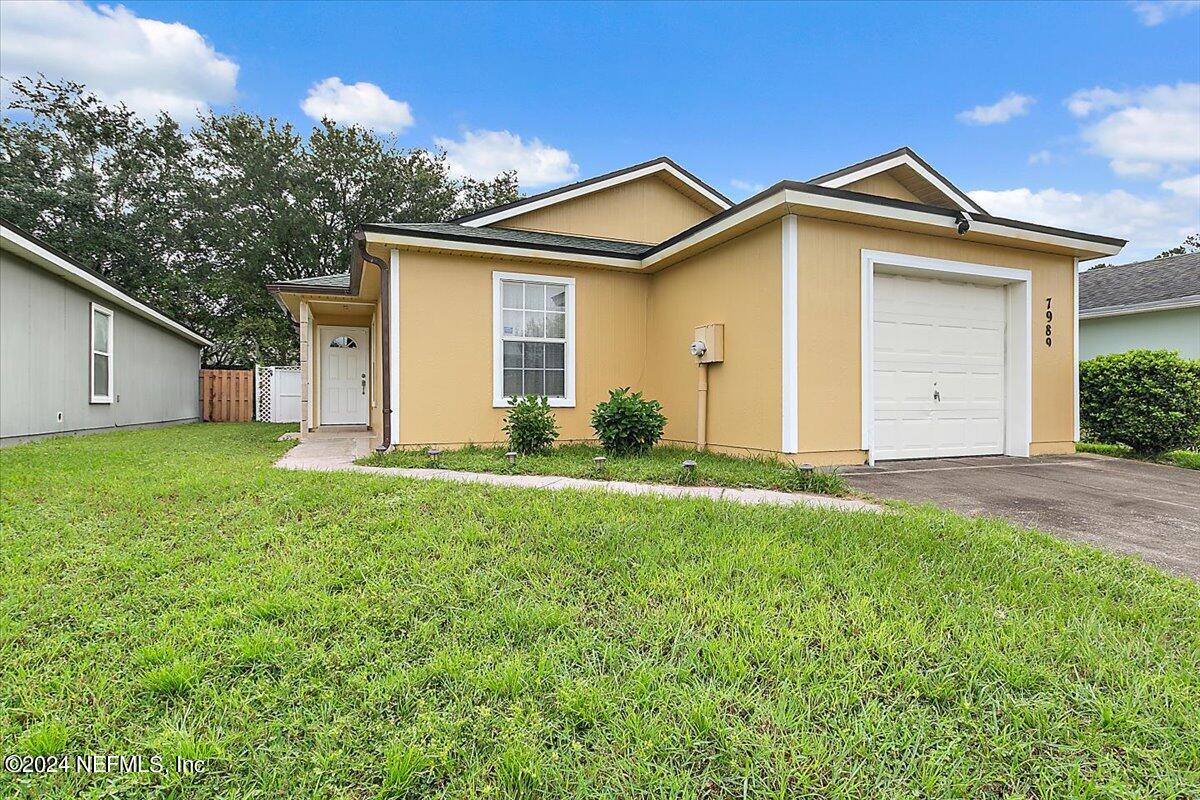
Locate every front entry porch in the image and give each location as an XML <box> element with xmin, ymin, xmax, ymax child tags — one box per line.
<box><xmin>296</xmin><ymin>298</ymin><xmax>384</xmax><ymax>443</ymax></box>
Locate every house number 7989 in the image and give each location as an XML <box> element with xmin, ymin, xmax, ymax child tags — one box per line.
<box><xmin>1044</xmin><ymin>297</ymin><xmax>1053</xmax><ymax>347</ymax></box>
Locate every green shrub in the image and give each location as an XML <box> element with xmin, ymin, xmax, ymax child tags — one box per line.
<box><xmin>591</xmin><ymin>387</ymin><xmax>667</xmax><ymax>456</ymax></box>
<box><xmin>503</xmin><ymin>395</ymin><xmax>559</xmax><ymax>455</ymax></box>
<box><xmin>1080</xmin><ymin>349</ymin><xmax>1200</xmax><ymax>456</ymax></box>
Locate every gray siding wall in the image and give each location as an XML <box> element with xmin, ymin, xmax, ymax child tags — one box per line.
<box><xmin>1</xmin><ymin>249</ymin><xmax>202</xmax><ymax>444</ymax></box>
<box><xmin>1079</xmin><ymin>307</ymin><xmax>1200</xmax><ymax>361</ymax></box>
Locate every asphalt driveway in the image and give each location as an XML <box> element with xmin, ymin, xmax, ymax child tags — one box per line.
<box><xmin>842</xmin><ymin>454</ymin><xmax>1200</xmax><ymax>579</ymax></box>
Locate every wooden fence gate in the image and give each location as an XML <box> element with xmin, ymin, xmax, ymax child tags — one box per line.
<box><xmin>200</xmin><ymin>368</ymin><xmax>255</xmax><ymax>422</ymax></box>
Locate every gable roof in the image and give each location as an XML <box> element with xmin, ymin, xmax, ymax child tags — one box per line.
<box><xmin>809</xmin><ymin>147</ymin><xmax>987</xmax><ymax>215</ymax></box>
<box><xmin>0</xmin><ymin>218</ymin><xmax>211</xmax><ymax>347</ymax></box>
<box><xmin>1079</xmin><ymin>252</ymin><xmax>1200</xmax><ymax>317</ymax></box>
<box><xmin>353</xmin><ymin>181</ymin><xmax>1124</xmax><ymax>275</ymax></box>
<box><xmin>453</xmin><ymin>156</ymin><xmax>732</xmax><ymax>228</ymax></box>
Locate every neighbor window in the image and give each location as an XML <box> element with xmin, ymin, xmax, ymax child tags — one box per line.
<box><xmin>493</xmin><ymin>272</ymin><xmax>574</xmax><ymax>407</ymax></box>
<box><xmin>90</xmin><ymin>302</ymin><xmax>113</xmax><ymax>403</ymax></box>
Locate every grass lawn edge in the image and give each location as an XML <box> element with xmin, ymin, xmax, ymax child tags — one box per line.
<box><xmin>356</xmin><ymin>442</ymin><xmax>850</xmax><ymax>496</ymax></box>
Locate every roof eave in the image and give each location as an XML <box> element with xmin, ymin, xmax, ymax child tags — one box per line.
<box><xmin>0</xmin><ymin>219</ymin><xmax>212</xmax><ymax>347</ymax></box>
<box><xmin>356</xmin><ymin>184</ymin><xmax>1124</xmax><ymax>270</ymax></box>
<box><xmin>1080</xmin><ymin>295</ymin><xmax>1200</xmax><ymax>318</ymax></box>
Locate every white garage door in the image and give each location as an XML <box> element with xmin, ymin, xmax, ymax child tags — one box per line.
<box><xmin>873</xmin><ymin>272</ymin><xmax>1006</xmax><ymax>460</ymax></box>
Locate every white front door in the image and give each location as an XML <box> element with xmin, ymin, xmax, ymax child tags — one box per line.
<box><xmin>319</xmin><ymin>326</ymin><xmax>369</xmax><ymax>425</ymax></box>
<box><xmin>872</xmin><ymin>272</ymin><xmax>1006</xmax><ymax>460</ymax></box>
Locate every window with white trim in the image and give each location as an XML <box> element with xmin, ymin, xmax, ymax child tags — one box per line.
<box><xmin>493</xmin><ymin>272</ymin><xmax>574</xmax><ymax>407</ymax></box>
<box><xmin>90</xmin><ymin>303</ymin><xmax>113</xmax><ymax>403</ymax></box>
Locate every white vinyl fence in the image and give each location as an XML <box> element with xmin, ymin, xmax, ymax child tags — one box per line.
<box><xmin>255</xmin><ymin>365</ymin><xmax>301</xmax><ymax>423</ymax></box>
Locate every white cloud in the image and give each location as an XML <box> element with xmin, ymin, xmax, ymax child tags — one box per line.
<box><xmin>1065</xmin><ymin>87</ymin><xmax>1131</xmax><ymax>117</ymax></box>
<box><xmin>730</xmin><ymin>179</ymin><xmax>767</xmax><ymax>194</ymax></box>
<box><xmin>956</xmin><ymin>92</ymin><xmax>1035</xmax><ymax>125</ymax></box>
<box><xmin>0</xmin><ymin>0</ymin><xmax>237</xmax><ymax>119</ymax></box>
<box><xmin>970</xmin><ymin>186</ymin><xmax>1199</xmax><ymax>262</ymax></box>
<box><xmin>1161</xmin><ymin>174</ymin><xmax>1200</xmax><ymax>198</ymax></box>
<box><xmin>300</xmin><ymin>77</ymin><xmax>413</xmax><ymax>133</ymax></box>
<box><xmin>1070</xmin><ymin>83</ymin><xmax>1200</xmax><ymax>178</ymax></box>
<box><xmin>434</xmin><ymin>129</ymin><xmax>577</xmax><ymax>188</ymax></box>
<box><xmin>1028</xmin><ymin>150</ymin><xmax>1053</xmax><ymax>165</ymax></box>
<box><xmin>1129</xmin><ymin>0</ymin><xmax>1200</xmax><ymax>26</ymax></box>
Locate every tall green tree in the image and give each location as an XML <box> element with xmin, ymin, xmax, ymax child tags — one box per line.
<box><xmin>0</xmin><ymin>77</ymin><xmax>201</xmax><ymax>322</ymax></box>
<box><xmin>0</xmin><ymin>77</ymin><xmax>521</xmax><ymax>365</ymax></box>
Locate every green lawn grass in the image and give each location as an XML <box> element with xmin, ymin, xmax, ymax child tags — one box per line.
<box><xmin>1077</xmin><ymin>441</ymin><xmax>1200</xmax><ymax>470</ymax></box>
<box><xmin>361</xmin><ymin>442</ymin><xmax>847</xmax><ymax>496</ymax></box>
<box><xmin>2</xmin><ymin>423</ymin><xmax>1198</xmax><ymax>798</ymax></box>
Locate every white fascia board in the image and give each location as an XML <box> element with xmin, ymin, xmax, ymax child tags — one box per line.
<box><xmin>368</xmin><ymin>190</ymin><xmax>1122</xmax><ymax>273</ymax></box>
<box><xmin>784</xmin><ymin>189</ymin><xmax>1125</xmax><ymax>258</ymax></box>
<box><xmin>1</xmin><ymin>227</ymin><xmax>211</xmax><ymax>347</ymax></box>
<box><xmin>641</xmin><ymin>191</ymin><xmax>788</xmax><ymax>268</ymax></box>
<box><xmin>817</xmin><ymin>152</ymin><xmax>980</xmax><ymax>214</ymax></box>
<box><xmin>1079</xmin><ymin>295</ymin><xmax>1200</xmax><ymax>318</ymax></box>
<box><xmin>461</xmin><ymin>162</ymin><xmax>731</xmax><ymax>228</ymax></box>
<box><xmin>361</xmin><ymin>230</ymin><xmax>641</xmax><ymax>270</ymax></box>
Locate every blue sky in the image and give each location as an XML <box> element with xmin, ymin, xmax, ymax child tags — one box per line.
<box><xmin>2</xmin><ymin>1</ymin><xmax>1198</xmax><ymax>261</ymax></box>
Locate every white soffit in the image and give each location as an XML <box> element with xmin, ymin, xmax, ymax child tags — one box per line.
<box><xmin>815</xmin><ymin>152</ymin><xmax>982</xmax><ymax>214</ymax></box>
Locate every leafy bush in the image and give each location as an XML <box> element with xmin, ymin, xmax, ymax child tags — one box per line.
<box><xmin>591</xmin><ymin>388</ymin><xmax>667</xmax><ymax>455</ymax></box>
<box><xmin>502</xmin><ymin>395</ymin><xmax>559</xmax><ymax>455</ymax></box>
<box><xmin>1080</xmin><ymin>349</ymin><xmax>1200</xmax><ymax>456</ymax></box>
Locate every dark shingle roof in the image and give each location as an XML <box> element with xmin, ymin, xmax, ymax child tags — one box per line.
<box><xmin>1080</xmin><ymin>253</ymin><xmax>1200</xmax><ymax>312</ymax></box>
<box><xmin>269</xmin><ymin>272</ymin><xmax>352</xmax><ymax>290</ymax></box>
<box><xmin>361</xmin><ymin>222</ymin><xmax>650</xmax><ymax>258</ymax></box>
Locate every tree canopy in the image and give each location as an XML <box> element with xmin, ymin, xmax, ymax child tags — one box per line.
<box><xmin>1156</xmin><ymin>234</ymin><xmax>1200</xmax><ymax>259</ymax></box>
<box><xmin>0</xmin><ymin>77</ymin><xmax>520</xmax><ymax>364</ymax></box>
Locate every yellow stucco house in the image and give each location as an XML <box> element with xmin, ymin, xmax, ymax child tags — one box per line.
<box><xmin>268</xmin><ymin>148</ymin><xmax>1125</xmax><ymax>465</ymax></box>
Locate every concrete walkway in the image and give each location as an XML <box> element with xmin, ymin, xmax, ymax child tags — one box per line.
<box><xmin>275</xmin><ymin>432</ymin><xmax>879</xmax><ymax>513</ymax></box>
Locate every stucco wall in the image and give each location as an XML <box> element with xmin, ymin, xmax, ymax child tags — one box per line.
<box><xmin>1</xmin><ymin>249</ymin><xmax>201</xmax><ymax>445</ymax></box>
<box><xmin>645</xmin><ymin>223</ymin><xmax>783</xmax><ymax>452</ymax></box>
<box><xmin>1080</xmin><ymin>307</ymin><xmax>1200</xmax><ymax>360</ymax></box>
<box><xmin>840</xmin><ymin>173</ymin><xmax>924</xmax><ymax>204</ymax></box>
<box><xmin>498</xmin><ymin>175</ymin><xmax>714</xmax><ymax>244</ymax></box>
<box><xmin>795</xmin><ymin>217</ymin><xmax>1078</xmax><ymax>462</ymax></box>
<box><xmin>393</xmin><ymin>251</ymin><xmax>650</xmax><ymax>446</ymax></box>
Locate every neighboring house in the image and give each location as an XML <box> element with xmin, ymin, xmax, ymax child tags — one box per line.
<box><xmin>268</xmin><ymin>147</ymin><xmax>1124</xmax><ymax>465</ymax></box>
<box><xmin>1078</xmin><ymin>253</ymin><xmax>1200</xmax><ymax>360</ymax></box>
<box><xmin>1</xmin><ymin>219</ymin><xmax>210</xmax><ymax>446</ymax></box>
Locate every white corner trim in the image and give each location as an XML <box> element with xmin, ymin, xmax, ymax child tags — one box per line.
<box><xmin>89</xmin><ymin>301</ymin><xmax>114</xmax><ymax>404</ymax></box>
<box><xmin>301</xmin><ymin>300</ymin><xmax>313</xmax><ymax>432</ymax></box>
<box><xmin>817</xmin><ymin>152</ymin><xmax>980</xmax><ymax>214</ymax></box>
<box><xmin>462</xmin><ymin>161</ymin><xmax>730</xmax><ymax>228</ymax></box>
<box><xmin>491</xmin><ymin>270</ymin><xmax>576</xmax><ymax>409</ymax></box>
<box><xmin>1073</xmin><ymin>257</ymin><xmax>1080</xmax><ymax>442</ymax></box>
<box><xmin>1</xmin><ymin>226</ymin><xmax>211</xmax><ymax>347</ymax></box>
<box><xmin>389</xmin><ymin>248</ymin><xmax>401</xmax><ymax>444</ymax></box>
<box><xmin>781</xmin><ymin>215</ymin><xmax>799</xmax><ymax>453</ymax></box>
<box><xmin>860</xmin><ymin>249</ymin><xmax>1034</xmax><ymax>465</ymax></box>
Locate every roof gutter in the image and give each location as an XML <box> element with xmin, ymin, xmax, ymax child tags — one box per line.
<box><xmin>1080</xmin><ymin>294</ymin><xmax>1200</xmax><ymax>319</ymax></box>
<box><xmin>353</xmin><ymin>230</ymin><xmax>394</xmax><ymax>453</ymax></box>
